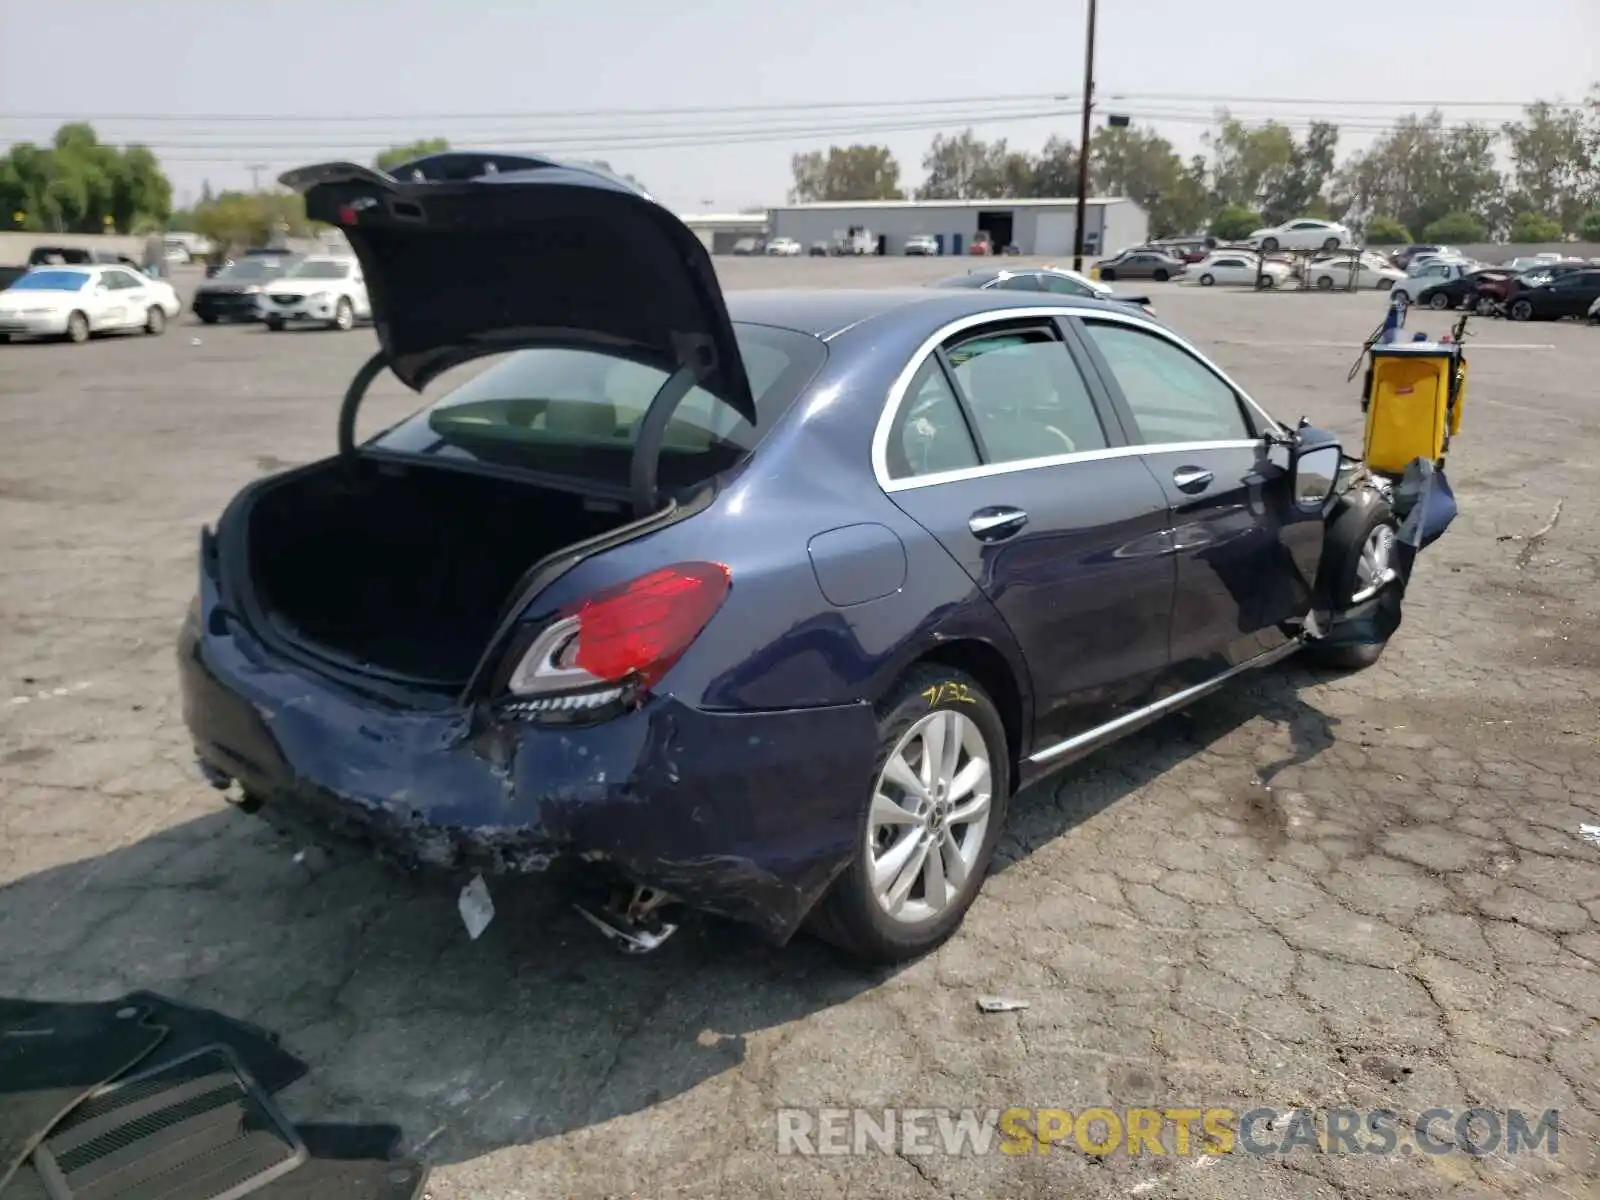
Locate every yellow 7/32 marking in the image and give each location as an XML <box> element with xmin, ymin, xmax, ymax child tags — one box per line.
<box><xmin>922</xmin><ymin>682</ymin><xmax>977</xmax><ymax>706</ymax></box>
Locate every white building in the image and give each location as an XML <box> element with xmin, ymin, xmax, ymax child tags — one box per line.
<box><xmin>678</xmin><ymin>213</ymin><xmax>768</xmax><ymax>254</ymax></box>
<box><xmin>766</xmin><ymin>197</ymin><xmax>1149</xmax><ymax>257</ymax></box>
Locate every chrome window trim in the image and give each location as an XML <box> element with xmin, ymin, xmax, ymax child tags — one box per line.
<box><xmin>871</xmin><ymin>305</ymin><xmax>1286</xmax><ymax>493</ymax></box>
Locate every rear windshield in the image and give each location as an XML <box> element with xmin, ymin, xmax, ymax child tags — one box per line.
<box><xmin>933</xmin><ymin>273</ymin><xmax>993</xmax><ymax>288</ymax></box>
<box><xmin>370</xmin><ymin>323</ymin><xmax>827</xmax><ymax>489</ymax></box>
<box><xmin>284</xmin><ymin>259</ymin><xmax>351</xmax><ymax>280</ymax></box>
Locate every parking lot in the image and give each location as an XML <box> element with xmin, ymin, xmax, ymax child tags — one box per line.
<box><xmin>2</xmin><ymin>256</ymin><xmax>1599</xmax><ymax>1199</ymax></box>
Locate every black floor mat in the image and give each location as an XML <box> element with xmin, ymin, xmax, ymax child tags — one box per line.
<box><xmin>0</xmin><ymin>1005</ymin><xmax>166</xmax><ymax>1195</ymax></box>
<box><xmin>27</xmin><ymin>1045</ymin><xmax>305</xmax><ymax>1200</ymax></box>
<box><xmin>0</xmin><ymin>996</ymin><xmax>428</xmax><ymax>1200</ymax></box>
<box><xmin>248</xmin><ymin>1126</ymin><xmax>428</xmax><ymax>1200</ymax></box>
<box><xmin>114</xmin><ymin>996</ymin><xmax>306</xmax><ymax>1098</ymax></box>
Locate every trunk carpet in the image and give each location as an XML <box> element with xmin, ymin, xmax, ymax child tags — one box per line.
<box><xmin>0</xmin><ymin>994</ymin><xmax>427</xmax><ymax>1200</ymax></box>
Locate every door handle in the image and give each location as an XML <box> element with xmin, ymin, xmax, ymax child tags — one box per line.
<box><xmin>1172</xmin><ymin>466</ymin><xmax>1213</xmax><ymax>493</ymax></box>
<box><xmin>968</xmin><ymin>507</ymin><xmax>1028</xmax><ymax>541</ymax></box>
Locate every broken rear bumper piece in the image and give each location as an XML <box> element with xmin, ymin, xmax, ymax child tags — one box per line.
<box><xmin>1308</xmin><ymin>457</ymin><xmax>1459</xmax><ymax>650</ymax></box>
<box><xmin>177</xmin><ymin>597</ymin><xmax>878</xmax><ymax>946</ymax></box>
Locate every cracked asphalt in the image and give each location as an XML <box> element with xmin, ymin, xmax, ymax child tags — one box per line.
<box><xmin>2</xmin><ymin>258</ymin><xmax>1598</xmax><ymax>1200</ymax></box>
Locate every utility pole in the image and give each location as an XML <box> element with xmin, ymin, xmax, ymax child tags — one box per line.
<box><xmin>1072</xmin><ymin>0</ymin><xmax>1098</xmax><ymax>272</ymax></box>
<box><xmin>247</xmin><ymin>163</ymin><xmax>267</xmax><ymax>192</ymax></box>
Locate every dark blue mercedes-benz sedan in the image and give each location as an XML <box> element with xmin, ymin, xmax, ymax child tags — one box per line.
<box><xmin>179</xmin><ymin>153</ymin><xmax>1406</xmax><ymax>964</ymax></box>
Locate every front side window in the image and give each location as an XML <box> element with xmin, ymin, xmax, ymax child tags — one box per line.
<box><xmin>1082</xmin><ymin>321</ymin><xmax>1253</xmax><ymax>444</ymax></box>
<box><xmin>886</xmin><ymin>358</ymin><xmax>980</xmax><ymax>480</ymax></box>
<box><xmin>371</xmin><ymin>323</ymin><xmax>826</xmax><ymax>489</ymax></box>
<box><xmin>946</xmin><ymin>328</ymin><xmax>1109</xmax><ymax>464</ymax></box>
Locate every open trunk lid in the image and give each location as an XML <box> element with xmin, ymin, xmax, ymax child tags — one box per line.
<box><xmin>278</xmin><ymin>152</ymin><xmax>756</xmax><ymax>423</ymax></box>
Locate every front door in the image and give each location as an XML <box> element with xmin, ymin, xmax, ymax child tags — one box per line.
<box><xmin>1070</xmin><ymin>314</ymin><xmax>1322</xmax><ymax>685</ymax></box>
<box><xmin>880</xmin><ymin>317</ymin><xmax>1176</xmax><ymax>750</ymax></box>
<box><xmin>102</xmin><ymin>269</ymin><xmax>148</xmax><ymax>328</ymax></box>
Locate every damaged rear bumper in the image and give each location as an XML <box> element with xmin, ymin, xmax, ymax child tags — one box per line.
<box><xmin>177</xmin><ymin>600</ymin><xmax>877</xmax><ymax>945</ymax></box>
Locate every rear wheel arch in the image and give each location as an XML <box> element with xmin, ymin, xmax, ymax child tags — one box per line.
<box><xmin>906</xmin><ymin>639</ymin><xmax>1027</xmax><ymax>793</ymax></box>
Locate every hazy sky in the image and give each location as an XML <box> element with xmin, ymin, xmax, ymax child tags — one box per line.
<box><xmin>2</xmin><ymin>0</ymin><xmax>1596</xmax><ymax>211</ymax></box>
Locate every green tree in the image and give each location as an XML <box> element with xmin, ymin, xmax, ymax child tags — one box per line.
<box><xmin>1028</xmin><ymin>136</ymin><xmax>1080</xmax><ymax>198</ymax></box>
<box><xmin>789</xmin><ymin>144</ymin><xmax>905</xmax><ymax>202</ymax></box>
<box><xmin>1267</xmin><ymin>121</ymin><xmax>1340</xmax><ymax>225</ymax></box>
<box><xmin>191</xmin><ymin>190</ymin><xmax>317</xmax><ymax>254</ymax></box>
<box><xmin>1209</xmin><ymin>204</ymin><xmax>1262</xmax><ymax>241</ymax></box>
<box><xmin>1203</xmin><ymin>114</ymin><xmax>1296</xmax><ymax>211</ymax></box>
<box><xmin>1502</xmin><ymin>101</ymin><xmax>1597</xmax><ymax>232</ymax></box>
<box><xmin>375</xmin><ymin>138</ymin><xmax>452</xmax><ymax>171</ymax></box>
<box><xmin>1088</xmin><ymin>124</ymin><xmax>1207</xmax><ymax>236</ymax></box>
<box><xmin>1421</xmin><ymin>211</ymin><xmax>1488</xmax><ymax>243</ymax></box>
<box><xmin>916</xmin><ymin>130</ymin><xmax>1030</xmax><ymax>200</ymax></box>
<box><xmin>1363</xmin><ymin>215</ymin><xmax>1411</xmax><ymax>245</ymax></box>
<box><xmin>1509</xmin><ymin>211</ymin><xmax>1564</xmax><ymax>242</ymax></box>
<box><xmin>1578</xmin><ymin>208</ymin><xmax>1600</xmax><ymax>241</ymax></box>
<box><xmin>1333</xmin><ymin>113</ymin><xmax>1502</xmax><ymax>239</ymax></box>
<box><xmin>0</xmin><ymin>124</ymin><xmax>171</xmax><ymax>232</ymax></box>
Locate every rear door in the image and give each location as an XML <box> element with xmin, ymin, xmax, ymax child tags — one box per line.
<box><xmin>103</xmin><ymin>269</ymin><xmax>149</xmax><ymax>327</ymax></box>
<box><xmin>879</xmin><ymin>315</ymin><xmax>1177</xmax><ymax>750</ymax></box>
<box><xmin>1069</xmin><ymin>313</ymin><xmax>1322</xmax><ymax>682</ymax></box>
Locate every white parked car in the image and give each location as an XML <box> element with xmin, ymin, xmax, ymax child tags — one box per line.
<box><xmin>764</xmin><ymin>237</ymin><xmax>802</xmax><ymax>256</ymax></box>
<box><xmin>1193</xmin><ymin>252</ymin><xmax>1290</xmax><ymax>287</ymax></box>
<box><xmin>1248</xmin><ymin>218</ymin><xmax>1353</xmax><ymax>253</ymax></box>
<box><xmin>1305</xmin><ymin>259</ymin><xmax>1406</xmax><ymax>291</ymax></box>
<box><xmin>903</xmin><ymin>234</ymin><xmax>941</xmax><ymax>256</ymax></box>
<box><xmin>257</xmin><ymin>256</ymin><xmax>371</xmax><ymax>331</ymax></box>
<box><xmin>0</xmin><ymin>264</ymin><xmax>181</xmax><ymax>344</ymax></box>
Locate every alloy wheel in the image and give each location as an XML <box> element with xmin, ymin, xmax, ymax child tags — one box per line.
<box><xmin>1353</xmin><ymin>524</ymin><xmax>1396</xmax><ymax>602</ymax></box>
<box><xmin>867</xmin><ymin>709</ymin><xmax>993</xmax><ymax>924</ymax></box>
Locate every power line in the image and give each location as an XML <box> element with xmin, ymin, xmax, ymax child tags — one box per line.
<box><xmin>6</xmin><ymin>100</ymin><xmax>1550</xmax><ymax>158</ymax></box>
<box><xmin>0</xmin><ymin>89</ymin><xmax>1582</xmax><ymax>127</ymax></box>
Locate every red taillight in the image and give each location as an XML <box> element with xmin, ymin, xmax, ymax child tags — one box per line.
<box><xmin>566</xmin><ymin>562</ymin><xmax>731</xmax><ymax>687</ymax></box>
<box><xmin>337</xmin><ymin>204</ymin><xmax>359</xmax><ymax>225</ymax></box>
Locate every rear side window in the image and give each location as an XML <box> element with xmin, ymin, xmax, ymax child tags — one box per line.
<box><xmin>947</xmin><ymin>329</ymin><xmax>1109</xmax><ymax>463</ymax></box>
<box><xmin>371</xmin><ymin>323</ymin><xmax>826</xmax><ymax>489</ymax></box>
<box><xmin>1082</xmin><ymin>321</ymin><xmax>1253</xmax><ymax>444</ymax></box>
<box><xmin>885</xmin><ymin>358</ymin><xmax>980</xmax><ymax>480</ymax></box>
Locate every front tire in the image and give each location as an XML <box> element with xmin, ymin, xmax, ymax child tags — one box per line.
<box><xmin>264</xmin><ymin>314</ymin><xmax>286</xmax><ymax>331</ymax></box>
<box><xmin>809</xmin><ymin>666</ymin><xmax>1011</xmax><ymax>964</ymax></box>
<box><xmin>1260</xmin><ymin>237</ymin><xmax>1279</xmax><ymax>253</ymax></box>
<box><xmin>1509</xmin><ymin>299</ymin><xmax>1534</xmax><ymax>322</ymax></box>
<box><xmin>1428</xmin><ymin>292</ymin><xmax>1451</xmax><ymax>310</ymax></box>
<box><xmin>197</xmin><ymin>312</ymin><xmax>219</xmax><ymax>325</ymax></box>
<box><xmin>65</xmin><ymin>311</ymin><xmax>89</xmax><ymax>344</ymax></box>
<box><xmin>1316</xmin><ymin>274</ymin><xmax>1334</xmax><ymax>290</ymax></box>
<box><xmin>331</xmin><ymin>297</ymin><xmax>354</xmax><ymax>331</ymax></box>
<box><xmin>1098</xmin><ymin>268</ymin><xmax>1116</xmax><ymax>281</ymax></box>
<box><xmin>1199</xmin><ymin>273</ymin><xmax>1215</xmax><ymax>287</ymax></box>
<box><xmin>1305</xmin><ymin>495</ymin><xmax>1398</xmax><ymax>671</ymax></box>
<box><xmin>1152</xmin><ymin>268</ymin><xmax>1170</xmax><ymax>282</ymax></box>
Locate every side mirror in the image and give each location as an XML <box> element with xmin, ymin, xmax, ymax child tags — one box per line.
<box><xmin>1291</xmin><ymin>436</ymin><xmax>1343</xmax><ymax>513</ymax></box>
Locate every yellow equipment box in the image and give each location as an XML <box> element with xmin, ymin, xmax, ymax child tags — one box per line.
<box><xmin>1362</xmin><ymin>342</ymin><xmax>1466</xmax><ymax>476</ymax></box>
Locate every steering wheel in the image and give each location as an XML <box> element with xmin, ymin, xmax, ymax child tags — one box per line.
<box><xmin>1042</xmin><ymin>426</ymin><xmax>1077</xmax><ymax>454</ymax></box>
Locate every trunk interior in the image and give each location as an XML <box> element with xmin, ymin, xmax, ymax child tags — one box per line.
<box><xmin>245</xmin><ymin>459</ymin><xmax>635</xmax><ymax>684</ymax></box>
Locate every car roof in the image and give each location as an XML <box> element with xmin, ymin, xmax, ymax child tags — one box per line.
<box><xmin>725</xmin><ymin>287</ymin><xmax>1138</xmax><ymax>340</ymax></box>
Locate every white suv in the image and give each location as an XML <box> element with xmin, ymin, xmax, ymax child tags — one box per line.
<box><xmin>257</xmin><ymin>256</ymin><xmax>371</xmax><ymax>331</ymax></box>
